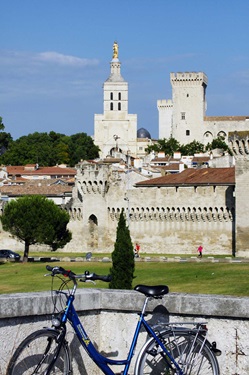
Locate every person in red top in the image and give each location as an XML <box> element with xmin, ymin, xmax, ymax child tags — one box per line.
<box><xmin>134</xmin><ymin>243</ymin><xmax>140</xmax><ymax>258</ymax></box>
<box><xmin>197</xmin><ymin>245</ymin><xmax>203</xmax><ymax>258</ymax></box>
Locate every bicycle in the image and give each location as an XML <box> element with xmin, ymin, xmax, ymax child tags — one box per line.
<box><xmin>7</xmin><ymin>265</ymin><xmax>221</xmax><ymax>375</ymax></box>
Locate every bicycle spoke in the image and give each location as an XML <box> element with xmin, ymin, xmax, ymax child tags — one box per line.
<box><xmin>7</xmin><ymin>330</ymin><xmax>70</xmax><ymax>375</ymax></box>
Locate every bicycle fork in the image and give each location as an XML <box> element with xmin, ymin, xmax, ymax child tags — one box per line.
<box><xmin>43</xmin><ymin>328</ymin><xmax>67</xmax><ymax>375</ymax></box>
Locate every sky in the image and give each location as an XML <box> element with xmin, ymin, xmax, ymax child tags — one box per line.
<box><xmin>1</xmin><ymin>0</ymin><xmax>249</xmax><ymax>140</ymax></box>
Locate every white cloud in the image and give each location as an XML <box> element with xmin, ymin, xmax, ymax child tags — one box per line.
<box><xmin>0</xmin><ymin>49</ymin><xmax>99</xmax><ymax>69</ymax></box>
<box><xmin>36</xmin><ymin>51</ymin><xmax>98</xmax><ymax>67</ymax></box>
<box><xmin>0</xmin><ymin>49</ymin><xmax>102</xmax><ymax>102</ymax></box>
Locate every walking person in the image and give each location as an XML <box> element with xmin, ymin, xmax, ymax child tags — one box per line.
<box><xmin>197</xmin><ymin>245</ymin><xmax>203</xmax><ymax>258</ymax></box>
<box><xmin>134</xmin><ymin>243</ymin><xmax>140</xmax><ymax>258</ymax></box>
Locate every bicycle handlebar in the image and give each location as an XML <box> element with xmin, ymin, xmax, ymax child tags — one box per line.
<box><xmin>46</xmin><ymin>265</ymin><xmax>112</xmax><ymax>283</ymax></box>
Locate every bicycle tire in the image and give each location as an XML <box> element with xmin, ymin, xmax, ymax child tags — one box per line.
<box><xmin>7</xmin><ymin>328</ymin><xmax>71</xmax><ymax>375</ymax></box>
<box><xmin>135</xmin><ymin>329</ymin><xmax>220</xmax><ymax>375</ymax></box>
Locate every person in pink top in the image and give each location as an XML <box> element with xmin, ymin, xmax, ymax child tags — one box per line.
<box><xmin>197</xmin><ymin>245</ymin><xmax>203</xmax><ymax>258</ymax></box>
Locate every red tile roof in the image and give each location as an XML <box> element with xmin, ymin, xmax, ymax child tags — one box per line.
<box><xmin>150</xmin><ymin>156</ymin><xmax>171</xmax><ymax>163</ymax></box>
<box><xmin>158</xmin><ymin>163</ymin><xmax>181</xmax><ymax>171</ymax></box>
<box><xmin>135</xmin><ymin>167</ymin><xmax>235</xmax><ymax>187</ymax></box>
<box><xmin>0</xmin><ymin>184</ymin><xmax>72</xmax><ymax>196</ymax></box>
<box><xmin>0</xmin><ymin>181</ymin><xmax>72</xmax><ymax>197</ymax></box>
<box><xmin>192</xmin><ymin>157</ymin><xmax>210</xmax><ymax>162</ymax></box>
<box><xmin>6</xmin><ymin>165</ymin><xmax>76</xmax><ymax>177</ymax></box>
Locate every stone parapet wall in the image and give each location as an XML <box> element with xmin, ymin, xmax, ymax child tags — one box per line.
<box><xmin>0</xmin><ymin>289</ymin><xmax>248</xmax><ymax>374</ymax></box>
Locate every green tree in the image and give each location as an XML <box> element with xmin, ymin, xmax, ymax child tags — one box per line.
<box><xmin>179</xmin><ymin>140</ymin><xmax>205</xmax><ymax>155</ymax></box>
<box><xmin>109</xmin><ymin>209</ymin><xmax>135</xmax><ymax>289</ymax></box>
<box><xmin>0</xmin><ymin>132</ymin><xmax>52</xmax><ymax>165</ymax></box>
<box><xmin>206</xmin><ymin>136</ymin><xmax>230</xmax><ymax>154</ymax></box>
<box><xmin>67</xmin><ymin>133</ymin><xmax>100</xmax><ymax>166</ymax></box>
<box><xmin>0</xmin><ymin>117</ymin><xmax>13</xmax><ymax>155</ymax></box>
<box><xmin>146</xmin><ymin>137</ymin><xmax>181</xmax><ymax>156</ymax></box>
<box><xmin>0</xmin><ymin>131</ymin><xmax>99</xmax><ymax>166</ymax></box>
<box><xmin>0</xmin><ymin>116</ymin><xmax>5</xmax><ymax>131</ymax></box>
<box><xmin>1</xmin><ymin>195</ymin><xmax>72</xmax><ymax>262</ymax></box>
<box><xmin>0</xmin><ymin>132</ymin><xmax>13</xmax><ymax>154</ymax></box>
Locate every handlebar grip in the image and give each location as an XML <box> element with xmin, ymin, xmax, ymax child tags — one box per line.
<box><xmin>46</xmin><ymin>265</ymin><xmax>75</xmax><ymax>278</ymax></box>
<box><xmin>88</xmin><ymin>273</ymin><xmax>112</xmax><ymax>282</ymax></box>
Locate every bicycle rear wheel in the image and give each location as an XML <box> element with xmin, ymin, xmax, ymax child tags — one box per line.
<box><xmin>135</xmin><ymin>330</ymin><xmax>220</xmax><ymax>375</ymax></box>
<box><xmin>7</xmin><ymin>329</ymin><xmax>71</xmax><ymax>375</ymax></box>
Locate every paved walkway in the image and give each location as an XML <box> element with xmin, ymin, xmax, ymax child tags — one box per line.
<box><xmin>27</xmin><ymin>255</ymin><xmax>249</xmax><ymax>263</ymax></box>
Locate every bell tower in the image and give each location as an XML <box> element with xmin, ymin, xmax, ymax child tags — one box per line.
<box><xmin>103</xmin><ymin>41</ymin><xmax>128</xmax><ymax>115</ymax></box>
<box><xmin>94</xmin><ymin>42</ymin><xmax>137</xmax><ymax>159</ymax></box>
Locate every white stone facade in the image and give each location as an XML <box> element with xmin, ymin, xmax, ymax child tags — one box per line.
<box><xmin>94</xmin><ymin>51</ymin><xmax>138</xmax><ymax>159</ymax></box>
<box><xmin>158</xmin><ymin>72</ymin><xmax>249</xmax><ymax>145</ymax></box>
<box><xmin>94</xmin><ymin>43</ymin><xmax>154</xmax><ymax>161</ymax></box>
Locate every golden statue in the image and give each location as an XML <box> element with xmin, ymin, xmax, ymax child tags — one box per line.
<box><xmin>112</xmin><ymin>41</ymin><xmax>118</xmax><ymax>59</ymax></box>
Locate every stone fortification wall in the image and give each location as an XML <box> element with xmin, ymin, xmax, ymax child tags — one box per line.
<box><xmin>118</xmin><ymin>184</ymin><xmax>234</xmax><ymax>254</ymax></box>
<box><xmin>230</xmin><ymin>134</ymin><xmax>249</xmax><ymax>257</ymax></box>
<box><xmin>0</xmin><ymin>289</ymin><xmax>248</xmax><ymax>375</ymax></box>
<box><xmin>0</xmin><ymin>159</ymin><xmax>243</xmax><ymax>257</ymax></box>
<box><xmin>63</xmin><ymin>163</ymin><xmax>235</xmax><ymax>255</ymax></box>
<box><xmin>204</xmin><ymin>118</ymin><xmax>249</xmax><ymax>144</ymax></box>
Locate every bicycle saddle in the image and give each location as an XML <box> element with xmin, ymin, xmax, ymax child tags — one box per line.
<box><xmin>134</xmin><ymin>285</ymin><xmax>169</xmax><ymax>297</ymax></box>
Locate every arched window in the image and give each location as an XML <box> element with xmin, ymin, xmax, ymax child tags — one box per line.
<box><xmin>110</xmin><ymin>102</ymin><xmax>113</xmax><ymax>111</ymax></box>
<box><xmin>118</xmin><ymin>92</ymin><xmax>121</xmax><ymax>100</ymax></box>
<box><xmin>89</xmin><ymin>214</ymin><xmax>98</xmax><ymax>225</ymax></box>
<box><xmin>118</xmin><ymin>102</ymin><xmax>121</xmax><ymax>110</ymax></box>
<box><xmin>203</xmin><ymin>131</ymin><xmax>213</xmax><ymax>145</ymax></box>
<box><xmin>110</xmin><ymin>92</ymin><xmax>113</xmax><ymax>100</ymax></box>
<box><xmin>217</xmin><ymin>131</ymin><xmax>226</xmax><ymax>139</ymax></box>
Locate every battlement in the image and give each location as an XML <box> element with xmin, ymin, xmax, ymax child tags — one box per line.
<box><xmin>228</xmin><ymin>132</ymin><xmax>249</xmax><ymax>157</ymax></box>
<box><xmin>170</xmin><ymin>72</ymin><xmax>208</xmax><ymax>86</ymax></box>
<box><xmin>157</xmin><ymin>99</ymin><xmax>173</xmax><ymax>109</ymax></box>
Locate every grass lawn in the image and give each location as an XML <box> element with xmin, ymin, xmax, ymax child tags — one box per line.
<box><xmin>0</xmin><ymin>260</ymin><xmax>248</xmax><ymax>297</ymax></box>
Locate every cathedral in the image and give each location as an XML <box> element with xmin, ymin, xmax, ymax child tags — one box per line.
<box><xmin>94</xmin><ymin>42</ymin><xmax>153</xmax><ymax>161</ymax></box>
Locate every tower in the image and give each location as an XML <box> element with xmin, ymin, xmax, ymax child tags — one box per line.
<box><xmin>171</xmin><ymin>72</ymin><xmax>208</xmax><ymax>144</ymax></box>
<box><xmin>157</xmin><ymin>99</ymin><xmax>173</xmax><ymax>139</ymax></box>
<box><xmin>158</xmin><ymin>72</ymin><xmax>208</xmax><ymax>143</ymax></box>
<box><xmin>94</xmin><ymin>42</ymin><xmax>137</xmax><ymax>158</ymax></box>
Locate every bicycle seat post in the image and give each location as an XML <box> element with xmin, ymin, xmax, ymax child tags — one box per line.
<box><xmin>141</xmin><ymin>296</ymin><xmax>150</xmax><ymax>316</ymax></box>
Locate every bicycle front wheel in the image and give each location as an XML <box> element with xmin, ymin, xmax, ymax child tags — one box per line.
<box><xmin>135</xmin><ymin>330</ymin><xmax>220</xmax><ymax>375</ymax></box>
<box><xmin>7</xmin><ymin>329</ymin><xmax>71</xmax><ymax>375</ymax></box>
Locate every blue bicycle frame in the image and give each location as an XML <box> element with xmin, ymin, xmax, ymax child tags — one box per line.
<box><xmin>63</xmin><ymin>293</ymin><xmax>184</xmax><ymax>375</ymax></box>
